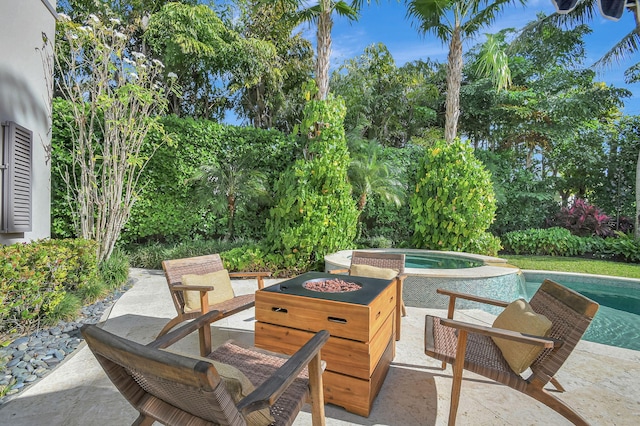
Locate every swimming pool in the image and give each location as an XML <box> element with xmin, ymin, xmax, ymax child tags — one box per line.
<box><xmin>403</xmin><ymin>252</ymin><xmax>484</xmax><ymax>269</ymax></box>
<box><xmin>325</xmin><ymin>250</ymin><xmax>640</xmax><ymax>351</ymax></box>
<box><xmin>523</xmin><ymin>272</ymin><xmax>640</xmax><ymax>351</ymax></box>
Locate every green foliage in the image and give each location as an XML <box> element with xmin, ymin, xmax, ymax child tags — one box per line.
<box><xmin>476</xmin><ymin>150</ymin><xmax>558</xmax><ymax>235</ymax></box>
<box><xmin>410</xmin><ymin>139</ymin><xmax>496</xmax><ymax>251</ymax></box>
<box><xmin>99</xmin><ymin>248</ymin><xmax>131</xmax><ymax>291</ymax></box>
<box><xmin>502</xmin><ymin>228</ymin><xmax>640</xmax><ymax>262</ymax></box>
<box><xmin>93</xmin><ymin>115</ymin><xmax>298</xmax><ymax>245</ymax></box>
<box><xmin>358</xmin><ymin>143</ymin><xmax>425</xmax><ymax>245</ymax></box>
<box><xmin>355</xmin><ymin>236</ymin><xmax>394</xmax><ymax>249</ymax></box>
<box><xmin>501</xmin><ymin>228</ymin><xmax>590</xmax><ymax>257</ymax></box>
<box><xmin>145</xmin><ymin>2</ymin><xmax>278</xmax><ymax>120</ymax></box>
<box><xmin>598</xmin><ymin>233</ymin><xmax>640</xmax><ymax>263</ymax></box>
<box><xmin>266</xmin><ymin>98</ymin><xmax>359</xmax><ymax>270</ymax></box>
<box><xmin>0</xmin><ymin>239</ymin><xmax>99</xmax><ymax>334</ymax></box>
<box><xmin>49</xmin><ymin>293</ymin><xmax>83</xmax><ymax>323</ymax></box>
<box><xmin>127</xmin><ymin>239</ymin><xmax>249</xmax><ymax>269</ymax></box>
<box><xmin>466</xmin><ymin>232</ymin><xmax>503</xmax><ymax>257</ymax></box>
<box><xmin>331</xmin><ymin>43</ymin><xmax>440</xmax><ymax>146</ymax></box>
<box><xmin>220</xmin><ymin>245</ymin><xmax>270</xmax><ymax>272</ymax></box>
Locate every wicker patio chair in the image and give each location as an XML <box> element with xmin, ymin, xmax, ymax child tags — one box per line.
<box><xmin>159</xmin><ymin>254</ymin><xmax>271</xmax><ymax>353</ymax></box>
<box><xmin>81</xmin><ymin>310</ymin><xmax>329</xmax><ymax>426</ymax></box>
<box><xmin>425</xmin><ymin>279</ymin><xmax>599</xmax><ymax>425</ymax></box>
<box><xmin>329</xmin><ymin>250</ymin><xmax>406</xmax><ymax>340</ymax></box>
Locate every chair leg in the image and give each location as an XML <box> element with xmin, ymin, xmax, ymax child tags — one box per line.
<box><xmin>549</xmin><ymin>376</ymin><xmax>566</xmax><ymax>392</ymax></box>
<box><xmin>449</xmin><ymin>329</ymin><xmax>468</xmax><ymax>425</ymax></box>
<box><xmin>308</xmin><ymin>351</ymin><xmax>325</xmax><ymax>426</ymax></box>
<box><xmin>526</xmin><ymin>387</ymin><xmax>588</xmax><ymax>426</ymax></box>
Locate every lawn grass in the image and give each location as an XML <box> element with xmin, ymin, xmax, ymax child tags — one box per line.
<box><xmin>502</xmin><ymin>255</ymin><xmax>640</xmax><ymax>280</ymax></box>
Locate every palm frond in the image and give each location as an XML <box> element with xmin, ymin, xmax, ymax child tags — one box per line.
<box><xmin>593</xmin><ymin>29</ymin><xmax>640</xmax><ymax>69</ymax></box>
<box><xmin>334</xmin><ymin>1</ymin><xmax>360</xmax><ymax>20</ymax></box>
<box><xmin>473</xmin><ymin>33</ymin><xmax>511</xmax><ymax>90</ymax></box>
<box><xmin>405</xmin><ymin>0</ymin><xmax>454</xmax><ymax>41</ymax></box>
<box><xmin>464</xmin><ymin>0</ymin><xmax>526</xmax><ymax>37</ymax></box>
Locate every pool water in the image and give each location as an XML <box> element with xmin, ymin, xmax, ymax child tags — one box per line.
<box><xmin>523</xmin><ymin>280</ymin><xmax>640</xmax><ymax>351</ymax></box>
<box><xmin>403</xmin><ymin>253</ymin><xmax>485</xmax><ymax>269</ymax></box>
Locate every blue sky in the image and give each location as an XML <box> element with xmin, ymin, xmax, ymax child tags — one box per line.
<box><xmin>325</xmin><ymin>0</ymin><xmax>640</xmax><ymax>115</ymax></box>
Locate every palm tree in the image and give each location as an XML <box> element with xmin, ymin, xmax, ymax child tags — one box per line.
<box><xmin>348</xmin><ymin>138</ymin><xmax>403</xmax><ymax>237</ymax></box>
<box><xmin>190</xmin><ymin>160</ymin><xmax>269</xmax><ymax>240</ymax></box>
<box><xmin>405</xmin><ymin>0</ymin><xmax>525</xmax><ymax>143</ymax></box>
<box><xmin>274</xmin><ymin>1</ymin><xmax>384</xmax><ymax>100</ymax></box>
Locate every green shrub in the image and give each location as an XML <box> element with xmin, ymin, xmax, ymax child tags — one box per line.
<box><xmin>410</xmin><ymin>139</ymin><xmax>496</xmax><ymax>251</ymax></box>
<box><xmin>599</xmin><ymin>233</ymin><xmax>640</xmax><ymax>262</ymax></box>
<box><xmin>0</xmin><ymin>239</ymin><xmax>99</xmax><ymax>334</ymax></box>
<box><xmin>99</xmin><ymin>248</ymin><xmax>130</xmax><ymax>290</ymax></box>
<box><xmin>501</xmin><ymin>228</ymin><xmax>588</xmax><ymax>256</ymax></box>
<box><xmin>466</xmin><ymin>232</ymin><xmax>503</xmax><ymax>257</ymax></box>
<box><xmin>220</xmin><ymin>245</ymin><xmax>270</xmax><ymax>272</ymax></box>
<box><xmin>358</xmin><ymin>144</ymin><xmax>425</xmax><ymax>244</ymax></box>
<box><xmin>126</xmin><ymin>239</ymin><xmax>250</xmax><ymax>269</ymax></box>
<box><xmin>48</xmin><ymin>293</ymin><xmax>82</xmax><ymax>323</ymax></box>
<box><xmin>265</xmin><ymin>98</ymin><xmax>359</xmax><ymax>271</ymax></box>
<box><xmin>355</xmin><ymin>236</ymin><xmax>395</xmax><ymax>249</ymax></box>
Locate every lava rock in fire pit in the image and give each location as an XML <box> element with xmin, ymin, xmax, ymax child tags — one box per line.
<box><xmin>303</xmin><ymin>278</ymin><xmax>362</xmax><ymax>293</ymax></box>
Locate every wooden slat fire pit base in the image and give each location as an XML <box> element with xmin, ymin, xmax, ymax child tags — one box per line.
<box><xmin>254</xmin><ymin>272</ymin><xmax>397</xmax><ymax>417</ymax></box>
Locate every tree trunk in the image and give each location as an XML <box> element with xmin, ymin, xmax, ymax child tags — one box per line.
<box><xmin>316</xmin><ymin>0</ymin><xmax>332</xmax><ymax>100</ymax></box>
<box><xmin>444</xmin><ymin>26</ymin><xmax>463</xmax><ymax>144</ymax></box>
<box><xmin>227</xmin><ymin>194</ymin><xmax>236</xmax><ymax>241</ymax></box>
<box><xmin>635</xmin><ymin>147</ymin><xmax>640</xmax><ymax>238</ymax></box>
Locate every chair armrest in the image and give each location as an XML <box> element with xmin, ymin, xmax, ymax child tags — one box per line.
<box><xmin>147</xmin><ymin>310</ymin><xmax>222</xmax><ymax>349</ymax></box>
<box><xmin>327</xmin><ymin>268</ymin><xmax>349</xmax><ymax>274</ymax></box>
<box><xmin>236</xmin><ymin>330</ymin><xmax>330</xmax><ymax>415</ymax></box>
<box><xmin>440</xmin><ymin>318</ymin><xmax>561</xmax><ymax>349</ymax></box>
<box><xmin>228</xmin><ymin>271</ymin><xmax>272</xmax><ymax>290</ymax></box>
<box><xmin>437</xmin><ymin>288</ymin><xmax>510</xmax><ymax>308</ymax></box>
<box><xmin>228</xmin><ymin>271</ymin><xmax>272</xmax><ymax>278</ymax></box>
<box><xmin>171</xmin><ymin>284</ymin><xmax>215</xmax><ymax>292</ymax></box>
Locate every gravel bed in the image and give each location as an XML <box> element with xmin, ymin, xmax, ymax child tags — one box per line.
<box><xmin>0</xmin><ymin>278</ymin><xmax>135</xmax><ymax>405</ymax></box>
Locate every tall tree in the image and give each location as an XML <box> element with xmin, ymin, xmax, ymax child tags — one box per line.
<box><xmin>232</xmin><ymin>0</ymin><xmax>314</xmax><ymax>130</ymax></box>
<box><xmin>190</xmin><ymin>160</ymin><xmax>268</xmax><ymax>241</ymax></box>
<box><xmin>406</xmin><ymin>0</ymin><xmax>526</xmax><ymax>143</ymax></box>
<box><xmin>145</xmin><ymin>2</ymin><xmax>277</xmax><ymax>119</ymax></box>
<box><xmin>55</xmin><ymin>15</ymin><xmax>172</xmax><ymax>262</ymax></box>
<box><xmin>274</xmin><ymin>1</ymin><xmax>384</xmax><ymax>100</ymax></box>
<box><xmin>331</xmin><ymin>43</ymin><xmax>440</xmax><ymax>146</ymax></box>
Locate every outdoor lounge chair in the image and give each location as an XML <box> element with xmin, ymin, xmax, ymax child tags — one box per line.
<box><xmin>81</xmin><ymin>310</ymin><xmax>329</xmax><ymax>426</ymax></box>
<box><xmin>329</xmin><ymin>250</ymin><xmax>406</xmax><ymax>340</ymax></box>
<box><xmin>159</xmin><ymin>254</ymin><xmax>271</xmax><ymax>353</ymax></box>
<box><xmin>425</xmin><ymin>279</ymin><xmax>599</xmax><ymax>425</ymax></box>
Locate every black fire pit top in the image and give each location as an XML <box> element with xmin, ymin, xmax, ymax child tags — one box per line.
<box><xmin>261</xmin><ymin>272</ymin><xmax>394</xmax><ymax>305</ymax></box>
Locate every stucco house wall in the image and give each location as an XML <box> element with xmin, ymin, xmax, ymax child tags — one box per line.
<box><xmin>0</xmin><ymin>0</ymin><xmax>57</xmax><ymax>245</ymax></box>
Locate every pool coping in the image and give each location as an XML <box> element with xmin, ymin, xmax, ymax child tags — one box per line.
<box><xmin>324</xmin><ymin>249</ymin><xmax>519</xmax><ymax>279</ymax></box>
<box><xmin>521</xmin><ymin>269</ymin><xmax>640</xmax><ymax>285</ymax></box>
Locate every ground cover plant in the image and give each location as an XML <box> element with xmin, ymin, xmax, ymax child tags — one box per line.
<box><xmin>0</xmin><ymin>240</ymin><xmax>129</xmax><ymax>341</ymax></box>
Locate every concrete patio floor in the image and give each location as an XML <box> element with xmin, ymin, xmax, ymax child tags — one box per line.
<box><xmin>1</xmin><ymin>268</ymin><xmax>638</xmax><ymax>425</ymax></box>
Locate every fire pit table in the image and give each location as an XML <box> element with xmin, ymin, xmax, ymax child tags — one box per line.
<box><xmin>254</xmin><ymin>272</ymin><xmax>397</xmax><ymax>417</ymax></box>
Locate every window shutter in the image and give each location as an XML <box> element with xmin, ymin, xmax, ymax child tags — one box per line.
<box><xmin>2</xmin><ymin>121</ymin><xmax>33</xmax><ymax>233</ymax></box>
